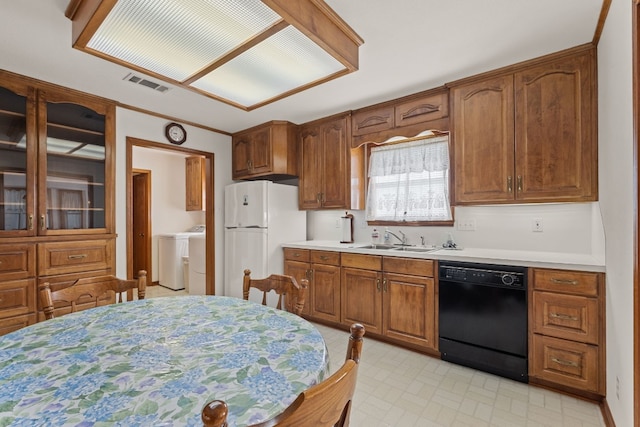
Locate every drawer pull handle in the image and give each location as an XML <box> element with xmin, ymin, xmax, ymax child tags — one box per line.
<box><xmin>293</xmin><ymin>253</ymin><xmax>301</xmax><ymax>258</ymax></box>
<box><xmin>320</xmin><ymin>256</ymin><xmax>329</xmax><ymax>261</ymax></box>
<box><xmin>68</xmin><ymin>254</ymin><xmax>88</xmax><ymax>260</ymax></box>
<box><xmin>549</xmin><ymin>312</ymin><xmax>579</xmax><ymax>321</ymax></box>
<box><xmin>551</xmin><ymin>278</ymin><xmax>579</xmax><ymax>285</ymax></box>
<box><xmin>551</xmin><ymin>357</ymin><xmax>579</xmax><ymax>368</ymax></box>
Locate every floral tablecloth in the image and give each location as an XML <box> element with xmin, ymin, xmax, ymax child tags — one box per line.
<box><xmin>0</xmin><ymin>296</ymin><xmax>330</xmax><ymax>426</ymax></box>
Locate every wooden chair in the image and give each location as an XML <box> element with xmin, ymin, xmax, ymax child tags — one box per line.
<box><xmin>202</xmin><ymin>323</ymin><xmax>365</xmax><ymax>427</ymax></box>
<box><xmin>39</xmin><ymin>270</ymin><xmax>147</xmax><ymax>320</ymax></box>
<box><xmin>242</xmin><ymin>269</ymin><xmax>308</xmax><ymax>316</ymax></box>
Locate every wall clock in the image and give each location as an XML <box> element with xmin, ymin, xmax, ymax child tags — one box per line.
<box><xmin>165</xmin><ymin>122</ymin><xmax>187</xmax><ymax>145</ymax></box>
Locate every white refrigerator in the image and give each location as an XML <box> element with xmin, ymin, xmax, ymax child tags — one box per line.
<box><xmin>224</xmin><ymin>181</ymin><xmax>306</xmax><ymax>303</ymax></box>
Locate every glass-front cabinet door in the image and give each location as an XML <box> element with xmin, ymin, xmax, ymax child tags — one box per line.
<box><xmin>37</xmin><ymin>91</ymin><xmax>114</xmax><ymax>235</ymax></box>
<box><xmin>0</xmin><ymin>83</ymin><xmax>36</xmax><ymax>236</ymax></box>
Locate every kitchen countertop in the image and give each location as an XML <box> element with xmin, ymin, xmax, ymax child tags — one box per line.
<box><xmin>282</xmin><ymin>240</ymin><xmax>605</xmax><ymax>273</ymax></box>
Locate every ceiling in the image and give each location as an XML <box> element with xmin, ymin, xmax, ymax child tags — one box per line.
<box><xmin>1</xmin><ymin>0</ymin><xmax>604</xmax><ymax>135</ymax></box>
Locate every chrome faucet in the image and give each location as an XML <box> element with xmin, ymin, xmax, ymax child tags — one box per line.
<box><xmin>385</xmin><ymin>228</ymin><xmax>407</xmax><ymax>245</ymax></box>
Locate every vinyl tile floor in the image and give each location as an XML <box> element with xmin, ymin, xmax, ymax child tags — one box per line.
<box><xmin>146</xmin><ymin>285</ymin><xmax>606</xmax><ymax>427</ymax></box>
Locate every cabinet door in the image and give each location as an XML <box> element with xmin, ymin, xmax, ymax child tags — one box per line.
<box><xmin>299</xmin><ymin>125</ymin><xmax>323</xmax><ymax>209</ymax></box>
<box><xmin>383</xmin><ymin>272</ymin><xmax>435</xmax><ymax>349</ymax></box>
<box><xmin>232</xmin><ymin>135</ymin><xmax>251</xmax><ymax>178</ymax></box>
<box><xmin>0</xmin><ymin>82</ymin><xmax>37</xmax><ymax>237</ymax></box>
<box><xmin>452</xmin><ymin>75</ymin><xmax>515</xmax><ymax>204</ymax></box>
<box><xmin>341</xmin><ymin>267</ymin><xmax>382</xmax><ymax>334</ymax></box>
<box><xmin>248</xmin><ymin>126</ymin><xmax>272</xmax><ymax>175</ymax></box>
<box><xmin>320</xmin><ymin>117</ymin><xmax>349</xmax><ymax>209</ymax></box>
<box><xmin>185</xmin><ymin>156</ymin><xmax>204</xmax><ymax>211</ymax></box>
<box><xmin>352</xmin><ymin>105</ymin><xmax>394</xmax><ymax>136</ymax></box>
<box><xmin>515</xmin><ymin>51</ymin><xmax>596</xmax><ymax>202</ymax></box>
<box><xmin>310</xmin><ymin>263</ymin><xmax>340</xmax><ymax>322</ymax></box>
<box><xmin>284</xmin><ymin>259</ymin><xmax>311</xmax><ymax>317</ymax></box>
<box><xmin>37</xmin><ymin>90</ymin><xmax>114</xmax><ymax>235</ymax></box>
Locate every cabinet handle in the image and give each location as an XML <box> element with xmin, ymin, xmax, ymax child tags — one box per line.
<box><xmin>307</xmin><ymin>269</ymin><xmax>313</xmax><ymax>281</ymax></box>
<box><xmin>507</xmin><ymin>176</ymin><xmax>513</xmax><ymax>193</ymax></box>
<box><xmin>247</xmin><ymin>160</ymin><xmax>252</xmax><ymax>171</ymax></box>
<box><xmin>376</xmin><ymin>278</ymin><xmax>381</xmax><ymax>292</ymax></box>
<box><xmin>517</xmin><ymin>175</ymin><xmax>523</xmax><ymax>192</ymax></box>
<box><xmin>68</xmin><ymin>254</ymin><xmax>88</xmax><ymax>260</ymax></box>
<box><xmin>549</xmin><ymin>312</ymin><xmax>579</xmax><ymax>321</ymax></box>
<box><xmin>316</xmin><ymin>193</ymin><xmax>322</xmax><ymax>204</ymax></box>
<box><xmin>551</xmin><ymin>357</ymin><xmax>579</xmax><ymax>368</ymax></box>
<box><xmin>40</xmin><ymin>215</ymin><xmax>46</xmax><ymax>231</ymax></box>
<box><xmin>28</xmin><ymin>214</ymin><xmax>33</xmax><ymax>231</ymax></box>
<box><xmin>551</xmin><ymin>278</ymin><xmax>579</xmax><ymax>286</ymax></box>
<box><xmin>293</xmin><ymin>253</ymin><xmax>301</xmax><ymax>258</ymax></box>
<box><xmin>320</xmin><ymin>255</ymin><xmax>329</xmax><ymax>261</ymax></box>
<box><xmin>383</xmin><ymin>278</ymin><xmax>388</xmax><ymax>292</ymax></box>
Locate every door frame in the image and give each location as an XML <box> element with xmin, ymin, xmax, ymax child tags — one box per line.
<box><xmin>634</xmin><ymin>1</ymin><xmax>640</xmax><ymax>424</ymax></box>
<box><xmin>131</xmin><ymin>168</ymin><xmax>152</xmax><ymax>280</ymax></box>
<box><xmin>126</xmin><ymin>137</ymin><xmax>215</xmax><ymax>295</ymax></box>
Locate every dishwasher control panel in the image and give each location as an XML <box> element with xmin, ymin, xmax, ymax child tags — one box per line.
<box><xmin>440</xmin><ymin>262</ymin><xmax>527</xmax><ymax>289</ymax></box>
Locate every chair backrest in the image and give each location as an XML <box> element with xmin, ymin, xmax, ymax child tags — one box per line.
<box><xmin>202</xmin><ymin>323</ymin><xmax>365</xmax><ymax>427</ymax></box>
<box><xmin>39</xmin><ymin>270</ymin><xmax>147</xmax><ymax>320</ymax></box>
<box><xmin>242</xmin><ymin>269</ymin><xmax>308</xmax><ymax>316</ymax></box>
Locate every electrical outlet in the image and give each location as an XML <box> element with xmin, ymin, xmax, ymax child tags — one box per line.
<box><xmin>532</xmin><ymin>218</ymin><xmax>543</xmax><ymax>232</ymax></box>
<box><xmin>457</xmin><ymin>219</ymin><xmax>476</xmax><ymax>231</ymax></box>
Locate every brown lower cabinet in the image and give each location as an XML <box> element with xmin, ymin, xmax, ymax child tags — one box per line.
<box><xmin>529</xmin><ymin>267</ymin><xmax>605</xmax><ymax>396</ymax></box>
<box><xmin>283</xmin><ymin>248</ymin><xmax>341</xmax><ymax>322</ymax></box>
<box><xmin>286</xmin><ymin>249</ymin><xmax>436</xmax><ymax>352</ymax></box>
<box><xmin>341</xmin><ymin>254</ymin><xmax>436</xmax><ymax>350</ymax></box>
<box><xmin>0</xmin><ymin>238</ymin><xmax>115</xmax><ymax>334</ymax></box>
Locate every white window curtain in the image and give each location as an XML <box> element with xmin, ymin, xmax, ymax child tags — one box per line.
<box><xmin>366</xmin><ymin>135</ymin><xmax>452</xmax><ymax>222</ymax></box>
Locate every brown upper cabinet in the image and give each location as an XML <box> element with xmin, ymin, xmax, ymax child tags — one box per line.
<box><xmin>351</xmin><ymin>89</ymin><xmax>449</xmax><ymax>146</ymax></box>
<box><xmin>185</xmin><ymin>156</ymin><xmax>205</xmax><ymax>211</ymax></box>
<box><xmin>299</xmin><ymin>113</ymin><xmax>363</xmax><ymax>210</ymax></box>
<box><xmin>451</xmin><ymin>45</ymin><xmax>597</xmax><ymax>204</ymax></box>
<box><xmin>0</xmin><ymin>71</ymin><xmax>115</xmax><ymax>237</ymax></box>
<box><xmin>231</xmin><ymin>121</ymin><xmax>298</xmax><ymax>180</ymax></box>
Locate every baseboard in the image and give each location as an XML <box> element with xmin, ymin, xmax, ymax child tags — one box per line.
<box><xmin>600</xmin><ymin>398</ymin><xmax>616</xmax><ymax>427</ymax></box>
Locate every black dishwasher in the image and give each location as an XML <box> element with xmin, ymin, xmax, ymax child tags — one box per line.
<box><xmin>438</xmin><ymin>261</ymin><xmax>528</xmax><ymax>382</ymax></box>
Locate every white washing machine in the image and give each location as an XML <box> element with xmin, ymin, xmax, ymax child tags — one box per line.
<box><xmin>158</xmin><ymin>230</ymin><xmax>203</xmax><ymax>290</ymax></box>
<box><xmin>188</xmin><ymin>234</ymin><xmax>206</xmax><ymax>295</ymax></box>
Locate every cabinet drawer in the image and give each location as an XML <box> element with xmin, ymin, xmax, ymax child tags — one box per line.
<box><xmin>351</xmin><ymin>106</ymin><xmax>394</xmax><ymax>136</ymax></box>
<box><xmin>341</xmin><ymin>253</ymin><xmax>381</xmax><ymax>270</ymax></box>
<box><xmin>533</xmin><ymin>292</ymin><xmax>599</xmax><ymax>344</ymax></box>
<box><xmin>531</xmin><ymin>334</ymin><xmax>599</xmax><ymax>393</ymax></box>
<box><xmin>533</xmin><ymin>268</ymin><xmax>599</xmax><ymax>296</ymax></box>
<box><xmin>0</xmin><ymin>313</ymin><xmax>36</xmax><ymax>336</ymax></box>
<box><xmin>383</xmin><ymin>256</ymin><xmax>434</xmax><ymax>277</ymax></box>
<box><xmin>395</xmin><ymin>92</ymin><xmax>448</xmax><ymax>128</ymax></box>
<box><xmin>310</xmin><ymin>250</ymin><xmax>340</xmax><ymax>266</ymax></box>
<box><xmin>0</xmin><ymin>243</ymin><xmax>36</xmax><ymax>281</ymax></box>
<box><xmin>283</xmin><ymin>248</ymin><xmax>310</xmax><ymax>262</ymax></box>
<box><xmin>38</xmin><ymin>240</ymin><xmax>113</xmax><ymax>276</ymax></box>
<box><xmin>0</xmin><ymin>278</ymin><xmax>36</xmax><ymax>319</ymax></box>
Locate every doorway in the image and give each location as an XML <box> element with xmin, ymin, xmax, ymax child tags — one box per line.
<box><xmin>126</xmin><ymin>137</ymin><xmax>215</xmax><ymax>294</ymax></box>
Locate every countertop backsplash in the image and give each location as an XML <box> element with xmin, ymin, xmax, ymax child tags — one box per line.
<box><xmin>306</xmin><ymin>202</ymin><xmax>604</xmax><ymax>259</ymax></box>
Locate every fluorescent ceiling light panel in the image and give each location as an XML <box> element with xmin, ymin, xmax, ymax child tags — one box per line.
<box><xmin>66</xmin><ymin>0</ymin><xmax>362</xmax><ymax>110</ymax></box>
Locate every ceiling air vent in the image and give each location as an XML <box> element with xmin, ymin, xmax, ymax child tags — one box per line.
<box><xmin>123</xmin><ymin>73</ymin><xmax>170</xmax><ymax>93</ymax></box>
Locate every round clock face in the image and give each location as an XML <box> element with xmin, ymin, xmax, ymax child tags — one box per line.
<box><xmin>165</xmin><ymin>123</ymin><xmax>186</xmax><ymax>145</ymax></box>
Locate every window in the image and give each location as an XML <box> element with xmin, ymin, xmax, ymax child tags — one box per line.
<box><xmin>366</xmin><ymin>134</ymin><xmax>452</xmax><ymax>223</ymax></box>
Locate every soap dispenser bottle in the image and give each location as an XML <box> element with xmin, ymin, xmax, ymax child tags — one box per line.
<box><xmin>371</xmin><ymin>228</ymin><xmax>380</xmax><ymax>244</ymax></box>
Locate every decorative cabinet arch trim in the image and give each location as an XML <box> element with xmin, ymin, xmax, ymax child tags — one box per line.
<box><xmin>399</xmin><ymin>103</ymin><xmax>441</xmax><ymax>121</ymax></box>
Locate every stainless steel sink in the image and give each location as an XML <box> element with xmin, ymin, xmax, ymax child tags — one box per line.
<box><xmin>358</xmin><ymin>244</ymin><xmax>438</xmax><ymax>253</ymax></box>
<box><xmin>358</xmin><ymin>244</ymin><xmax>397</xmax><ymax>250</ymax></box>
<box><xmin>393</xmin><ymin>246</ymin><xmax>438</xmax><ymax>253</ymax></box>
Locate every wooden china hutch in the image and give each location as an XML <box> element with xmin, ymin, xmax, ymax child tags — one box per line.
<box><xmin>0</xmin><ymin>70</ymin><xmax>115</xmax><ymax>335</ymax></box>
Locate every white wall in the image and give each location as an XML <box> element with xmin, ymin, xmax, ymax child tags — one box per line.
<box><xmin>132</xmin><ymin>147</ymin><xmax>206</xmax><ymax>282</ymax></box>
<box><xmin>597</xmin><ymin>0</ymin><xmax>635</xmax><ymax>425</ymax></box>
<box><xmin>309</xmin><ymin>203</ymin><xmax>604</xmax><ymax>256</ymax></box>
<box><xmin>115</xmin><ymin>107</ymin><xmax>232</xmax><ymax>295</ymax></box>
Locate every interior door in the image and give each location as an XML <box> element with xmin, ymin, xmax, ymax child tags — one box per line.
<box><xmin>132</xmin><ymin>170</ymin><xmax>151</xmax><ymax>279</ymax></box>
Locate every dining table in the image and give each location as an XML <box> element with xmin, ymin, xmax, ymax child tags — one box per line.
<box><xmin>0</xmin><ymin>295</ymin><xmax>330</xmax><ymax>426</ymax></box>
